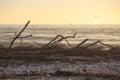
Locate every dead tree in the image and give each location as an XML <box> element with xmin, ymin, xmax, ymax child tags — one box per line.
<box><xmin>42</xmin><ymin>33</ymin><xmax>77</xmax><ymax>48</ymax></box>
<box><xmin>9</xmin><ymin>20</ymin><xmax>30</xmax><ymax>48</ymax></box>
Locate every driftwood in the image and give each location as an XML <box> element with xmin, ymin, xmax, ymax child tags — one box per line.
<box><xmin>42</xmin><ymin>33</ymin><xmax>112</xmax><ymax>49</ymax></box>
<box><xmin>7</xmin><ymin>20</ymin><xmax>112</xmax><ymax>52</ymax></box>
<box><xmin>9</xmin><ymin>20</ymin><xmax>30</xmax><ymax>48</ymax></box>
<box><xmin>19</xmin><ymin>34</ymin><xmax>32</xmax><ymax>46</ymax></box>
<box><xmin>14</xmin><ymin>32</ymin><xmax>33</xmax><ymax>46</ymax></box>
<box><xmin>51</xmin><ymin>33</ymin><xmax>76</xmax><ymax>47</ymax></box>
<box><xmin>18</xmin><ymin>34</ymin><xmax>32</xmax><ymax>39</ymax></box>
<box><xmin>42</xmin><ymin>33</ymin><xmax>77</xmax><ymax>48</ymax></box>
<box><xmin>98</xmin><ymin>41</ymin><xmax>112</xmax><ymax>48</ymax></box>
<box><xmin>86</xmin><ymin>40</ymin><xmax>100</xmax><ymax>48</ymax></box>
<box><xmin>76</xmin><ymin>39</ymin><xmax>89</xmax><ymax>48</ymax></box>
<box><xmin>86</xmin><ymin>40</ymin><xmax>112</xmax><ymax>49</ymax></box>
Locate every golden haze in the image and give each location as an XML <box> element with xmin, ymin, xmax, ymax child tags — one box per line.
<box><xmin>0</xmin><ymin>0</ymin><xmax>120</xmax><ymax>24</ymax></box>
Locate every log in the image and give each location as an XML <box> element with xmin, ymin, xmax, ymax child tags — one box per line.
<box><xmin>9</xmin><ymin>20</ymin><xmax>30</xmax><ymax>48</ymax></box>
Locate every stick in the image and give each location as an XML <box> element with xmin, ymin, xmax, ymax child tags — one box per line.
<box><xmin>41</xmin><ymin>35</ymin><xmax>62</xmax><ymax>48</ymax></box>
<box><xmin>52</xmin><ymin>33</ymin><xmax>77</xmax><ymax>47</ymax></box>
<box><xmin>76</xmin><ymin>39</ymin><xmax>89</xmax><ymax>48</ymax></box>
<box><xmin>98</xmin><ymin>41</ymin><xmax>112</xmax><ymax>48</ymax></box>
<box><xmin>9</xmin><ymin>20</ymin><xmax>30</xmax><ymax>48</ymax></box>
<box><xmin>42</xmin><ymin>33</ymin><xmax>77</xmax><ymax>48</ymax></box>
<box><xmin>86</xmin><ymin>40</ymin><xmax>100</xmax><ymax>48</ymax></box>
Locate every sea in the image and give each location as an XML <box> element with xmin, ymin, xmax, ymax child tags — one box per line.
<box><xmin>0</xmin><ymin>24</ymin><xmax>120</xmax><ymax>47</ymax></box>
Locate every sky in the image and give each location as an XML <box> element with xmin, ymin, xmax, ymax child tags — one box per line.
<box><xmin>0</xmin><ymin>0</ymin><xmax>120</xmax><ymax>24</ymax></box>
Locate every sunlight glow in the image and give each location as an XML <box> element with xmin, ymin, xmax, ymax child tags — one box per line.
<box><xmin>0</xmin><ymin>0</ymin><xmax>120</xmax><ymax>24</ymax></box>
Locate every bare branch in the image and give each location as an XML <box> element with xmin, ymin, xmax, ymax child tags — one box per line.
<box><xmin>9</xmin><ymin>20</ymin><xmax>30</xmax><ymax>48</ymax></box>
<box><xmin>98</xmin><ymin>41</ymin><xmax>112</xmax><ymax>48</ymax></box>
<box><xmin>86</xmin><ymin>40</ymin><xmax>100</xmax><ymax>48</ymax></box>
<box><xmin>42</xmin><ymin>33</ymin><xmax>77</xmax><ymax>48</ymax></box>
<box><xmin>19</xmin><ymin>34</ymin><xmax>32</xmax><ymax>39</ymax></box>
<box><xmin>76</xmin><ymin>39</ymin><xmax>89</xmax><ymax>48</ymax></box>
<box><xmin>18</xmin><ymin>34</ymin><xmax>32</xmax><ymax>46</ymax></box>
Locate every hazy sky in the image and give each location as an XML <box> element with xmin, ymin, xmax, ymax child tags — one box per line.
<box><xmin>0</xmin><ymin>0</ymin><xmax>120</xmax><ymax>24</ymax></box>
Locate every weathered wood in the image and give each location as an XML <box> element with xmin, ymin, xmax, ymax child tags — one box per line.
<box><xmin>98</xmin><ymin>41</ymin><xmax>112</xmax><ymax>48</ymax></box>
<box><xmin>42</xmin><ymin>33</ymin><xmax>77</xmax><ymax>48</ymax></box>
<box><xmin>9</xmin><ymin>20</ymin><xmax>30</xmax><ymax>48</ymax></box>
<box><xmin>18</xmin><ymin>34</ymin><xmax>32</xmax><ymax>39</ymax></box>
<box><xmin>86</xmin><ymin>40</ymin><xmax>100</xmax><ymax>48</ymax></box>
<box><xmin>42</xmin><ymin>35</ymin><xmax>62</xmax><ymax>48</ymax></box>
<box><xmin>52</xmin><ymin>33</ymin><xmax>77</xmax><ymax>45</ymax></box>
<box><xmin>19</xmin><ymin>34</ymin><xmax>32</xmax><ymax>46</ymax></box>
<box><xmin>76</xmin><ymin>39</ymin><xmax>89</xmax><ymax>48</ymax></box>
<box><xmin>83</xmin><ymin>40</ymin><xmax>112</xmax><ymax>49</ymax></box>
<box><xmin>64</xmin><ymin>38</ymin><xmax>72</xmax><ymax>47</ymax></box>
